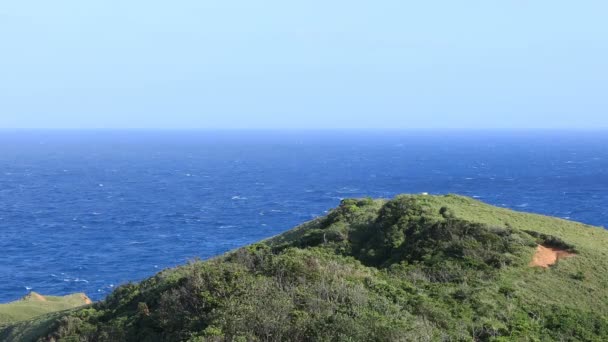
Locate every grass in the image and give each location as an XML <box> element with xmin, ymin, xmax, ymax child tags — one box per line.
<box><xmin>0</xmin><ymin>292</ymin><xmax>91</xmax><ymax>326</ymax></box>
<box><xmin>417</xmin><ymin>194</ymin><xmax>608</xmax><ymax>313</ymax></box>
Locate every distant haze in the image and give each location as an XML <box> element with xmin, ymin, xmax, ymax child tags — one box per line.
<box><xmin>1</xmin><ymin>1</ymin><xmax>607</xmax><ymax>129</ymax></box>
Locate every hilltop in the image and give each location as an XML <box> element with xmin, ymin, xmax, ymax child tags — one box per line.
<box><xmin>2</xmin><ymin>194</ymin><xmax>608</xmax><ymax>341</ymax></box>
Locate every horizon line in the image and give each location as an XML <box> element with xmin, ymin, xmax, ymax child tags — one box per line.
<box><xmin>1</xmin><ymin>127</ymin><xmax>608</xmax><ymax>132</ymax></box>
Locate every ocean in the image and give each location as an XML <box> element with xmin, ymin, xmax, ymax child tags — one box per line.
<box><xmin>1</xmin><ymin>130</ymin><xmax>606</xmax><ymax>302</ymax></box>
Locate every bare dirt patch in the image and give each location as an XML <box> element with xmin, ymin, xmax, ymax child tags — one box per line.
<box><xmin>530</xmin><ymin>244</ymin><xmax>575</xmax><ymax>268</ymax></box>
<box><xmin>81</xmin><ymin>294</ymin><xmax>93</xmax><ymax>305</ymax></box>
<box><xmin>23</xmin><ymin>292</ymin><xmax>47</xmax><ymax>302</ymax></box>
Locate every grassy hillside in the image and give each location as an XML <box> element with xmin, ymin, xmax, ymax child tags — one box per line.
<box><xmin>2</xmin><ymin>194</ymin><xmax>608</xmax><ymax>341</ymax></box>
<box><xmin>0</xmin><ymin>292</ymin><xmax>91</xmax><ymax>327</ymax></box>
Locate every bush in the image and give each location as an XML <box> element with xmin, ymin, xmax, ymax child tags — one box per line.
<box><xmin>571</xmin><ymin>271</ymin><xmax>586</xmax><ymax>281</ymax></box>
<box><xmin>523</xmin><ymin>230</ymin><xmax>577</xmax><ymax>252</ymax></box>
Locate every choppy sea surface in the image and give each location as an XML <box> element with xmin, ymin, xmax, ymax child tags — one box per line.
<box><xmin>1</xmin><ymin>130</ymin><xmax>607</xmax><ymax>302</ymax></box>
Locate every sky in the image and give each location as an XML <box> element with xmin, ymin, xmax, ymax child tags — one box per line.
<box><xmin>1</xmin><ymin>1</ymin><xmax>607</xmax><ymax>130</ymax></box>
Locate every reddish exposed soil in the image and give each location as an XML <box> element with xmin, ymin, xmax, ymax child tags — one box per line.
<box><xmin>529</xmin><ymin>245</ymin><xmax>575</xmax><ymax>268</ymax></box>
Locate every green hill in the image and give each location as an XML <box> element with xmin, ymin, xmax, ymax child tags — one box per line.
<box><xmin>2</xmin><ymin>194</ymin><xmax>608</xmax><ymax>341</ymax></box>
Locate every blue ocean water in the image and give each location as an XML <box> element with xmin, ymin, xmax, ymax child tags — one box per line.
<box><xmin>1</xmin><ymin>130</ymin><xmax>607</xmax><ymax>302</ymax></box>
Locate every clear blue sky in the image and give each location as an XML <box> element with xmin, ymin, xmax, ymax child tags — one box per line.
<box><xmin>1</xmin><ymin>1</ymin><xmax>607</xmax><ymax>129</ymax></box>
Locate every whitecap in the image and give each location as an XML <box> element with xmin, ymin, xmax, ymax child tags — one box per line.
<box><xmin>25</xmin><ymin>286</ymin><xmax>32</xmax><ymax>290</ymax></box>
<box><xmin>98</xmin><ymin>184</ymin><xmax>104</xmax><ymax>187</ymax></box>
<box><xmin>232</xmin><ymin>196</ymin><xmax>247</xmax><ymax>200</ymax></box>
<box><xmin>516</xmin><ymin>203</ymin><xmax>529</xmax><ymax>208</ymax></box>
<box><xmin>336</xmin><ymin>187</ymin><xmax>359</xmax><ymax>194</ymax></box>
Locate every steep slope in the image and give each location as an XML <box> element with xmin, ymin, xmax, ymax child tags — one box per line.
<box><xmin>2</xmin><ymin>194</ymin><xmax>608</xmax><ymax>341</ymax></box>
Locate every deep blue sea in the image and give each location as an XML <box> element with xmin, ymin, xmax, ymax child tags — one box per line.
<box><xmin>1</xmin><ymin>130</ymin><xmax>607</xmax><ymax>302</ymax></box>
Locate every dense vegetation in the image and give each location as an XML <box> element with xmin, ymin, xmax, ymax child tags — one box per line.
<box><xmin>3</xmin><ymin>194</ymin><xmax>608</xmax><ymax>341</ymax></box>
